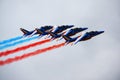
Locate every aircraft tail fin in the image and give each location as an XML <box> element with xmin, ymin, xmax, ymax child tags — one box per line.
<box><xmin>35</xmin><ymin>28</ymin><xmax>43</xmax><ymax>35</ymax></box>
<box><xmin>62</xmin><ymin>35</ymin><xmax>71</xmax><ymax>41</ymax></box>
<box><xmin>20</xmin><ymin>28</ymin><xmax>29</xmax><ymax>34</ymax></box>
<box><xmin>49</xmin><ymin>31</ymin><xmax>56</xmax><ymax>38</ymax></box>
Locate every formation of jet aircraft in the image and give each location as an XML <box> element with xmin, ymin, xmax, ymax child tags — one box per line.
<box><xmin>20</xmin><ymin>25</ymin><xmax>104</xmax><ymax>45</ymax></box>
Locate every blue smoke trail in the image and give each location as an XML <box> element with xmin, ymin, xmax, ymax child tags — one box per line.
<box><xmin>0</xmin><ymin>36</ymin><xmax>23</xmax><ymax>45</ymax></box>
<box><xmin>0</xmin><ymin>36</ymin><xmax>38</xmax><ymax>50</ymax></box>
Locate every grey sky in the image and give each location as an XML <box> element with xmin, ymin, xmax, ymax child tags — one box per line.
<box><xmin>0</xmin><ymin>0</ymin><xmax>120</xmax><ymax>80</ymax></box>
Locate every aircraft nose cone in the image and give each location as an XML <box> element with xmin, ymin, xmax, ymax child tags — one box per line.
<box><xmin>69</xmin><ymin>25</ymin><xmax>74</xmax><ymax>28</ymax></box>
<box><xmin>79</xmin><ymin>27</ymin><xmax>88</xmax><ymax>31</ymax></box>
<box><xmin>83</xmin><ymin>27</ymin><xmax>88</xmax><ymax>30</ymax></box>
<box><xmin>100</xmin><ymin>31</ymin><xmax>104</xmax><ymax>33</ymax></box>
<box><xmin>93</xmin><ymin>31</ymin><xmax>104</xmax><ymax>36</ymax></box>
<box><xmin>97</xmin><ymin>31</ymin><xmax>104</xmax><ymax>34</ymax></box>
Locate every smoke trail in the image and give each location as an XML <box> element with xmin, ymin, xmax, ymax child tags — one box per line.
<box><xmin>0</xmin><ymin>36</ymin><xmax>38</xmax><ymax>50</ymax></box>
<box><xmin>0</xmin><ymin>36</ymin><xmax>23</xmax><ymax>45</ymax></box>
<box><xmin>0</xmin><ymin>39</ymin><xmax>51</xmax><ymax>57</ymax></box>
<box><xmin>0</xmin><ymin>43</ymin><xmax>65</xmax><ymax>65</ymax></box>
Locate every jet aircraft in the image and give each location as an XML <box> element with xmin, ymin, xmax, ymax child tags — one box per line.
<box><xmin>74</xmin><ymin>31</ymin><xmax>104</xmax><ymax>44</ymax></box>
<box><xmin>20</xmin><ymin>28</ymin><xmax>35</xmax><ymax>37</ymax></box>
<box><xmin>64</xmin><ymin>27</ymin><xmax>88</xmax><ymax>37</ymax></box>
<box><xmin>59</xmin><ymin>27</ymin><xmax>88</xmax><ymax>40</ymax></box>
<box><xmin>34</xmin><ymin>26</ymin><xmax>53</xmax><ymax>37</ymax></box>
<box><xmin>52</xmin><ymin>25</ymin><xmax>74</xmax><ymax>34</ymax></box>
<box><xmin>48</xmin><ymin>25</ymin><xmax>74</xmax><ymax>39</ymax></box>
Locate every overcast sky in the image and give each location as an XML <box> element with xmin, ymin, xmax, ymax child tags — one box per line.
<box><xmin>0</xmin><ymin>0</ymin><xmax>120</xmax><ymax>80</ymax></box>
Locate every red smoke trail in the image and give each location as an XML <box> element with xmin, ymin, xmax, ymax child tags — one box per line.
<box><xmin>0</xmin><ymin>43</ymin><xmax>65</xmax><ymax>66</ymax></box>
<box><xmin>0</xmin><ymin>39</ymin><xmax>50</xmax><ymax>57</ymax></box>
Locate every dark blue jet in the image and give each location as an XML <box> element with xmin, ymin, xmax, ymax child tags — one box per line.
<box><xmin>20</xmin><ymin>28</ymin><xmax>35</xmax><ymax>37</ymax></box>
<box><xmin>52</xmin><ymin>25</ymin><xmax>74</xmax><ymax>34</ymax></box>
<box><xmin>64</xmin><ymin>27</ymin><xmax>88</xmax><ymax>36</ymax></box>
<box><xmin>48</xmin><ymin>25</ymin><xmax>74</xmax><ymax>39</ymax></box>
<box><xmin>39</xmin><ymin>26</ymin><xmax>53</xmax><ymax>31</ymax></box>
<box><xmin>35</xmin><ymin>26</ymin><xmax>53</xmax><ymax>37</ymax></box>
<box><xmin>74</xmin><ymin>31</ymin><xmax>104</xmax><ymax>44</ymax></box>
<box><xmin>62</xmin><ymin>35</ymin><xmax>80</xmax><ymax>45</ymax></box>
